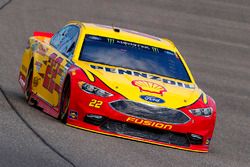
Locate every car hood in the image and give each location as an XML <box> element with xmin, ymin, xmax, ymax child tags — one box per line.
<box><xmin>76</xmin><ymin>61</ymin><xmax>202</xmax><ymax>109</ymax></box>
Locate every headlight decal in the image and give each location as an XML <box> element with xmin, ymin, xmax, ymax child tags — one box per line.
<box><xmin>178</xmin><ymin>93</ymin><xmax>215</xmax><ymax>118</ymax></box>
<box><xmin>78</xmin><ymin>81</ymin><xmax>113</xmax><ymax>97</ymax></box>
<box><xmin>189</xmin><ymin>107</ymin><xmax>213</xmax><ymax>117</ymax></box>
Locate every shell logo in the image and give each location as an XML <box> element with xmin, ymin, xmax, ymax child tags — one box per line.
<box><xmin>132</xmin><ymin>80</ymin><xmax>167</xmax><ymax>95</ymax></box>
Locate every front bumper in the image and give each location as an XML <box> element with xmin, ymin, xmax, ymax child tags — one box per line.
<box><xmin>68</xmin><ymin>77</ymin><xmax>215</xmax><ymax>152</ymax></box>
<box><xmin>67</xmin><ymin>118</ymin><xmax>209</xmax><ymax>152</ymax></box>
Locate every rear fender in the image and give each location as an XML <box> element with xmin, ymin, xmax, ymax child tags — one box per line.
<box><xmin>19</xmin><ymin>38</ymin><xmax>35</xmax><ymax>90</ymax></box>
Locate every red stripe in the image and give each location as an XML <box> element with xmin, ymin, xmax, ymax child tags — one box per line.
<box><xmin>33</xmin><ymin>31</ymin><xmax>54</xmax><ymax>38</ymax></box>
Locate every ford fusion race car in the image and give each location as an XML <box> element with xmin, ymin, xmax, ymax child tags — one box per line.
<box><xmin>19</xmin><ymin>21</ymin><xmax>216</xmax><ymax>152</ymax></box>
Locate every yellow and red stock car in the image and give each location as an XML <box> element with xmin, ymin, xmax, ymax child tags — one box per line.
<box><xmin>19</xmin><ymin>21</ymin><xmax>216</xmax><ymax>152</ymax></box>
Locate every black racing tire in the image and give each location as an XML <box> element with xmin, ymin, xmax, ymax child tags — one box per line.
<box><xmin>25</xmin><ymin>64</ymin><xmax>34</xmax><ymax>105</ymax></box>
<box><xmin>59</xmin><ymin>79</ymin><xmax>70</xmax><ymax>124</ymax></box>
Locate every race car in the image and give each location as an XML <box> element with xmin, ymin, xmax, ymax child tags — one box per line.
<box><xmin>18</xmin><ymin>21</ymin><xmax>216</xmax><ymax>152</ymax></box>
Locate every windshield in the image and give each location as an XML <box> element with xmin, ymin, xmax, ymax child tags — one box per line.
<box><xmin>79</xmin><ymin>35</ymin><xmax>191</xmax><ymax>82</ymax></box>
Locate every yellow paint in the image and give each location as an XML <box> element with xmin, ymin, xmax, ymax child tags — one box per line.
<box><xmin>202</xmin><ymin>92</ymin><xmax>208</xmax><ymax>104</ymax></box>
<box><xmin>83</xmin><ymin>69</ymin><xmax>95</xmax><ymax>82</ymax></box>
<box><xmin>76</xmin><ymin>61</ymin><xmax>202</xmax><ymax>108</ymax></box>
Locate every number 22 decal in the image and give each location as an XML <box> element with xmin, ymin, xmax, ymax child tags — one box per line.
<box><xmin>89</xmin><ymin>99</ymin><xmax>103</xmax><ymax>108</ymax></box>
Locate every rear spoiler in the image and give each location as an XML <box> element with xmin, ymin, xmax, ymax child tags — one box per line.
<box><xmin>33</xmin><ymin>31</ymin><xmax>54</xmax><ymax>38</ymax></box>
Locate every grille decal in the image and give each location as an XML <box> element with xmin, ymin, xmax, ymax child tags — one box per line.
<box><xmin>110</xmin><ymin>100</ymin><xmax>190</xmax><ymax>124</ymax></box>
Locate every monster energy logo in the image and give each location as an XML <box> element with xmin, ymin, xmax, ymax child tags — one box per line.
<box><xmin>107</xmin><ymin>38</ymin><xmax>115</xmax><ymax>44</ymax></box>
<box><xmin>152</xmin><ymin>47</ymin><xmax>159</xmax><ymax>53</ymax></box>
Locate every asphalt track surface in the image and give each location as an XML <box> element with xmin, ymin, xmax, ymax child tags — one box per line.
<box><xmin>0</xmin><ymin>0</ymin><xmax>250</xmax><ymax>166</ymax></box>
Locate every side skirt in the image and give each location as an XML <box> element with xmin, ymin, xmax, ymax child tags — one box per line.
<box><xmin>29</xmin><ymin>93</ymin><xmax>60</xmax><ymax>118</ymax></box>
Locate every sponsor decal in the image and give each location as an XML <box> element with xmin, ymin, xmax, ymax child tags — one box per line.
<box><xmin>31</xmin><ymin>42</ymin><xmax>39</xmax><ymax>51</ymax></box>
<box><xmin>57</xmin><ymin>68</ymin><xmax>64</xmax><ymax>76</ymax></box>
<box><xmin>38</xmin><ymin>73</ymin><xmax>45</xmax><ymax>78</ymax></box>
<box><xmin>60</xmin><ymin>75</ymin><xmax>65</xmax><ymax>86</ymax></box>
<box><xmin>205</xmin><ymin>139</ymin><xmax>211</xmax><ymax>145</ymax></box>
<box><xmin>31</xmin><ymin>41</ymin><xmax>48</xmax><ymax>56</ymax></box>
<box><xmin>140</xmin><ymin>95</ymin><xmax>165</xmax><ymax>103</ymax></box>
<box><xmin>37</xmin><ymin>44</ymin><xmax>48</xmax><ymax>56</ymax></box>
<box><xmin>43</xmin><ymin>53</ymin><xmax>63</xmax><ymax>93</ymax></box>
<box><xmin>107</xmin><ymin>38</ymin><xmax>115</xmax><ymax>44</ymax></box>
<box><xmin>132</xmin><ymin>80</ymin><xmax>166</xmax><ymax>95</ymax></box>
<box><xmin>126</xmin><ymin>117</ymin><xmax>172</xmax><ymax>130</ymax></box>
<box><xmin>69</xmin><ymin>110</ymin><xmax>78</xmax><ymax>119</ymax></box>
<box><xmin>89</xmin><ymin>99</ymin><xmax>103</xmax><ymax>108</ymax></box>
<box><xmin>19</xmin><ymin>75</ymin><xmax>25</xmax><ymax>87</ymax></box>
<box><xmin>35</xmin><ymin>61</ymin><xmax>42</xmax><ymax>72</ymax></box>
<box><xmin>42</xmin><ymin>60</ymin><xmax>48</xmax><ymax>65</ymax></box>
<box><xmin>152</xmin><ymin>47</ymin><xmax>159</xmax><ymax>53</ymax></box>
<box><xmin>21</xmin><ymin>65</ymin><xmax>27</xmax><ymax>73</ymax></box>
<box><xmin>90</xmin><ymin>64</ymin><xmax>195</xmax><ymax>89</ymax></box>
<box><xmin>116</xmin><ymin>40</ymin><xmax>150</xmax><ymax>50</ymax></box>
<box><xmin>33</xmin><ymin>77</ymin><xmax>41</xmax><ymax>87</ymax></box>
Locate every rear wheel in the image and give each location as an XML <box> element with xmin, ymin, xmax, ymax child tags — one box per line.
<box><xmin>25</xmin><ymin>65</ymin><xmax>35</xmax><ymax>105</ymax></box>
<box><xmin>59</xmin><ymin>80</ymin><xmax>70</xmax><ymax>124</ymax></box>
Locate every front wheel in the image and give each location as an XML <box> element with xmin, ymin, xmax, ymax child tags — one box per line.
<box><xmin>59</xmin><ymin>80</ymin><xmax>70</xmax><ymax>124</ymax></box>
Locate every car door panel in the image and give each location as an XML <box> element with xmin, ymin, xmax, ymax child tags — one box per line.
<box><xmin>33</xmin><ymin>25</ymin><xmax>79</xmax><ymax>109</ymax></box>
